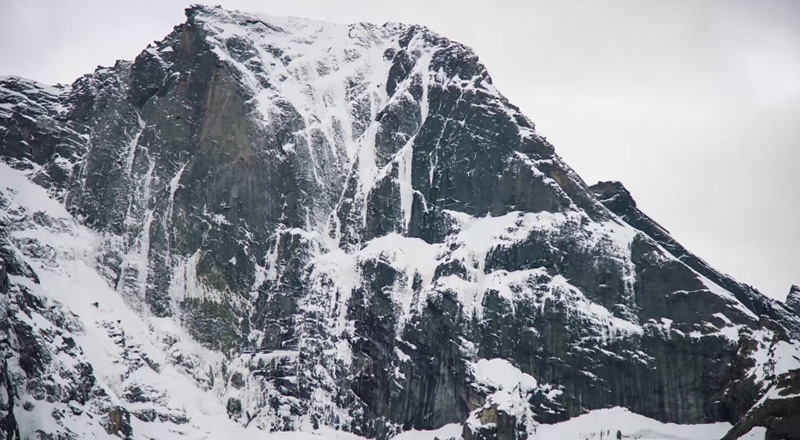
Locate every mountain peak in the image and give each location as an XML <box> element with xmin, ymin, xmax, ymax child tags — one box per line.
<box><xmin>589</xmin><ymin>180</ymin><xmax>672</xmax><ymax>235</ymax></box>
<box><xmin>787</xmin><ymin>284</ymin><xmax>800</xmax><ymax>314</ymax></box>
<box><xmin>589</xmin><ymin>180</ymin><xmax>638</xmax><ymax>210</ymax></box>
<box><xmin>184</xmin><ymin>3</ymin><xmax>418</xmax><ymax>50</ymax></box>
<box><xmin>185</xmin><ymin>3</ymin><xmax>424</xmax><ymax>38</ymax></box>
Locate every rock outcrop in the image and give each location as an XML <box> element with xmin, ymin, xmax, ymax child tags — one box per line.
<box><xmin>0</xmin><ymin>260</ymin><xmax>20</xmax><ymax>440</ymax></box>
<box><xmin>786</xmin><ymin>285</ymin><xmax>800</xmax><ymax>315</ymax></box>
<box><xmin>721</xmin><ymin>368</ymin><xmax>800</xmax><ymax>440</ymax></box>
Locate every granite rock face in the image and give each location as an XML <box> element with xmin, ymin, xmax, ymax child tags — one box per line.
<box><xmin>786</xmin><ymin>285</ymin><xmax>800</xmax><ymax>316</ymax></box>
<box><xmin>721</xmin><ymin>368</ymin><xmax>800</xmax><ymax>440</ymax></box>
<box><xmin>589</xmin><ymin>181</ymin><xmax>800</xmax><ymax>336</ymax></box>
<box><xmin>1</xmin><ymin>6</ymin><xmax>799</xmax><ymax>440</ymax></box>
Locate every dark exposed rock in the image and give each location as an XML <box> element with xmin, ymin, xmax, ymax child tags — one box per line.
<box><xmin>0</xmin><ymin>360</ymin><xmax>21</xmax><ymax>440</ymax></box>
<box><xmin>463</xmin><ymin>405</ymin><xmax>517</xmax><ymax>440</ymax></box>
<box><xmin>590</xmin><ymin>181</ymin><xmax>800</xmax><ymax>336</ymax></box>
<box><xmin>103</xmin><ymin>406</ymin><xmax>133</xmax><ymax>439</ymax></box>
<box><xmin>721</xmin><ymin>368</ymin><xmax>800</xmax><ymax>440</ymax></box>
<box><xmin>227</xmin><ymin>397</ymin><xmax>243</xmax><ymax>419</ymax></box>
<box><xmin>786</xmin><ymin>285</ymin><xmax>800</xmax><ymax>315</ymax></box>
<box><xmin>0</xmin><ymin>260</ymin><xmax>8</xmax><ymax>295</ymax></box>
<box><xmin>132</xmin><ymin>409</ymin><xmax>157</xmax><ymax>423</ymax></box>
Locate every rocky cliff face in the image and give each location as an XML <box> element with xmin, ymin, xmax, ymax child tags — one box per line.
<box><xmin>1</xmin><ymin>6</ymin><xmax>799</xmax><ymax>440</ymax></box>
<box><xmin>787</xmin><ymin>286</ymin><xmax>800</xmax><ymax>316</ymax></box>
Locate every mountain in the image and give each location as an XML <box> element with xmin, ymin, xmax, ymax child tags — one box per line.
<box><xmin>1</xmin><ymin>5</ymin><xmax>799</xmax><ymax>440</ymax></box>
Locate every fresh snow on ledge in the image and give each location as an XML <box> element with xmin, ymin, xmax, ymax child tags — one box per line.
<box><xmin>739</xmin><ymin>426</ymin><xmax>768</xmax><ymax>440</ymax></box>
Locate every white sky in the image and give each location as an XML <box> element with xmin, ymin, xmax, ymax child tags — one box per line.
<box><xmin>1</xmin><ymin>0</ymin><xmax>798</xmax><ymax>301</ymax></box>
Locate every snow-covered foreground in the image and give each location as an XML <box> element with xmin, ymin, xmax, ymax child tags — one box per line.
<box><xmin>245</xmin><ymin>408</ymin><xmax>762</xmax><ymax>440</ymax></box>
<box><xmin>530</xmin><ymin>407</ymin><xmax>736</xmax><ymax>440</ymax></box>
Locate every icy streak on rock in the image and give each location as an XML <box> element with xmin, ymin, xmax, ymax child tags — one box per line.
<box><xmin>115</xmin><ymin>156</ymin><xmax>156</xmax><ymax>312</ymax></box>
<box><xmin>163</xmin><ymin>161</ymin><xmax>188</xmax><ymax>262</ymax></box>
<box><xmin>124</xmin><ymin>111</ymin><xmax>145</xmax><ymax>174</ymax></box>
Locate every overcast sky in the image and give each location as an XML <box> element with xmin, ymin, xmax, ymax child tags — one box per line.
<box><xmin>1</xmin><ymin>0</ymin><xmax>798</xmax><ymax>301</ymax></box>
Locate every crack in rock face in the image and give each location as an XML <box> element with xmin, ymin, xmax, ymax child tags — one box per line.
<box><xmin>0</xmin><ymin>5</ymin><xmax>799</xmax><ymax>440</ymax></box>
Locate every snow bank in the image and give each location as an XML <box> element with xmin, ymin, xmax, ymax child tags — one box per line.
<box><xmin>531</xmin><ymin>407</ymin><xmax>732</xmax><ymax>440</ymax></box>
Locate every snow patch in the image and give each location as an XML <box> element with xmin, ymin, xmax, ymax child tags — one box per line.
<box><xmin>530</xmin><ymin>407</ymin><xmax>732</xmax><ymax>440</ymax></box>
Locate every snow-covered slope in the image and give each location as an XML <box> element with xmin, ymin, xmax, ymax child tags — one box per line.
<box><xmin>1</xmin><ymin>162</ymin><xmax>247</xmax><ymax>439</ymax></box>
<box><xmin>531</xmin><ymin>407</ymin><xmax>735</xmax><ymax>440</ymax></box>
<box><xmin>2</xmin><ymin>5</ymin><xmax>799</xmax><ymax>440</ymax></box>
<box><xmin>0</xmin><ymin>162</ymin><xmax>461</xmax><ymax>440</ymax></box>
